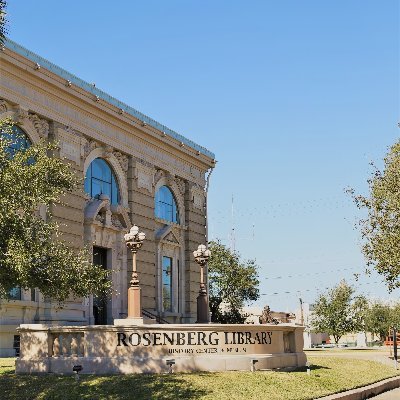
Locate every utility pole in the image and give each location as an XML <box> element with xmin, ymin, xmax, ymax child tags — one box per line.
<box><xmin>299</xmin><ymin>297</ymin><xmax>304</xmax><ymax>326</ymax></box>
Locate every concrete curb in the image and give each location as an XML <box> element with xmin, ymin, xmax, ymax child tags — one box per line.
<box><xmin>318</xmin><ymin>376</ymin><xmax>400</xmax><ymax>400</ymax></box>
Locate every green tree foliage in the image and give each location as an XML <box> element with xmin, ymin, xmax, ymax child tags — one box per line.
<box><xmin>364</xmin><ymin>301</ymin><xmax>393</xmax><ymax>340</ymax></box>
<box><xmin>208</xmin><ymin>240</ymin><xmax>259</xmax><ymax>323</ymax></box>
<box><xmin>0</xmin><ymin>119</ymin><xmax>111</xmax><ymax>302</ymax></box>
<box><xmin>348</xmin><ymin>141</ymin><xmax>400</xmax><ymax>290</ymax></box>
<box><xmin>0</xmin><ymin>1</ymin><xmax>7</xmax><ymax>45</ymax></box>
<box><xmin>311</xmin><ymin>280</ymin><xmax>367</xmax><ymax>344</ymax></box>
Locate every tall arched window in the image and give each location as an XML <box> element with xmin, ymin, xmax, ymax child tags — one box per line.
<box><xmin>155</xmin><ymin>186</ymin><xmax>179</xmax><ymax>223</ymax></box>
<box><xmin>1</xmin><ymin>125</ymin><xmax>31</xmax><ymax>155</ymax></box>
<box><xmin>84</xmin><ymin>158</ymin><xmax>120</xmax><ymax>205</ymax></box>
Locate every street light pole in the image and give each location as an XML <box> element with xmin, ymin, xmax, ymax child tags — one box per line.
<box><xmin>124</xmin><ymin>225</ymin><xmax>146</xmax><ymax>319</ymax></box>
<box><xmin>193</xmin><ymin>244</ymin><xmax>211</xmax><ymax>323</ymax></box>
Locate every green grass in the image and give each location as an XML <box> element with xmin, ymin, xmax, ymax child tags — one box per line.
<box><xmin>0</xmin><ymin>356</ymin><xmax>398</xmax><ymax>400</ymax></box>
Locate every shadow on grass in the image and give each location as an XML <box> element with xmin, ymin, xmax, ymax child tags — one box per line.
<box><xmin>0</xmin><ymin>372</ymin><xmax>210</xmax><ymax>400</ymax></box>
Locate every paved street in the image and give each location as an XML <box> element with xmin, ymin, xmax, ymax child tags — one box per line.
<box><xmin>307</xmin><ymin>349</ymin><xmax>398</xmax><ymax>368</ymax></box>
<box><xmin>371</xmin><ymin>387</ymin><xmax>400</xmax><ymax>399</ymax></box>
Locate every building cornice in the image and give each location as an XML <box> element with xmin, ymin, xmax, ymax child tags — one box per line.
<box><xmin>2</xmin><ymin>38</ymin><xmax>216</xmax><ymax>162</ymax></box>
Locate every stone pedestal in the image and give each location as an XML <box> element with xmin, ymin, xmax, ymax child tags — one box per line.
<box><xmin>127</xmin><ymin>286</ymin><xmax>141</xmax><ymax>319</ymax></box>
<box><xmin>196</xmin><ymin>292</ymin><xmax>209</xmax><ymax>323</ymax></box>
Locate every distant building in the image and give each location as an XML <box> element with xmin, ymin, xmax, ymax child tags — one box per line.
<box><xmin>0</xmin><ymin>39</ymin><xmax>215</xmax><ymax>356</ymax></box>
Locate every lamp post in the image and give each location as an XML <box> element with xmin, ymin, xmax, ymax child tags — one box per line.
<box><xmin>124</xmin><ymin>225</ymin><xmax>146</xmax><ymax>319</ymax></box>
<box><xmin>193</xmin><ymin>244</ymin><xmax>211</xmax><ymax>323</ymax></box>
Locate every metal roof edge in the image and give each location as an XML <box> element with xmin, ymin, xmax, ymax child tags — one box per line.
<box><xmin>3</xmin><ymin>38</ymin><xmax>216</xmax><ymax>160</ymax></box>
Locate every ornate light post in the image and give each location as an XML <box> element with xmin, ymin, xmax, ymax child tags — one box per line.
<box><xmin>124</xmin><ymin>225</ymin><xmax>146</xmax><ymax>319</ymax></box>
<box><xmin>193</xmin><ymin>244</ymin><xmax>211</xmax><ymax>323</ymax></box>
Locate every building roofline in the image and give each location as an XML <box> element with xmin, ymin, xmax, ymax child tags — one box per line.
<box><xmin>3</xmin><ymin>38</ymin><xmax>215</xmax><ymax>160</ymax></box>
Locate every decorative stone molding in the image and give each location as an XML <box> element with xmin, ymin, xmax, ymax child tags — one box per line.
<box><xmin>83</xmin><ymin>139</ymin><xmax>100</xmax><ymax>158</ymax></box>
<box><xmin>0</xmin><ymin>99</ymin><xmax>10</xmax><ymax>113</ymax></box>
<box><xmin>134</xmin><ymin>162</ymin><xmax>154</xmax><ymax>194</ymax></box>
<box><xmin>155</xmin><ymin>225</ymin><xmax>182</xmax><ymax>247</ymax></box>
<box><xmin>103</xmin><ymin>145</ymin><xmax>114</xmax><ymax>160</ymax></box>
<box><xmin>175</xmin><ymin>177</ymin><xmax>186</xmax><ymax>196</ymax></box>
<box><xmin>1</xmin><ymin>78</ymin><xmax>209</xmax><ymax>185</ymax></box>
<box><xmin>114</xmin><ymin>151</ymin><xmax>129</xmax><ymax>173</ymax></box>
<box><xmin>14</xmin><ymin>106</ymin><xmax>29</xmax><ymax>124</ymax></box>
<box><xmin>28</xmin><ymin>113</ymin><xmax>49</xmax><ymax>139</ymax></box>
<box><xmin>84</xmin><ymin>197</ymin><xmax>131</xmax><ymax>230</ymax></box>
<box><xmin>154</xmin><ymin>169</ymin><xmax>164</xmax><ymax>186</ymax></box>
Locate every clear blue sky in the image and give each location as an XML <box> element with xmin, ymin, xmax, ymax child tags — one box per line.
<box><xmin>6</xmin><ymin>1</ymin><xmax>400</xmax><ymax>311</ymax></box>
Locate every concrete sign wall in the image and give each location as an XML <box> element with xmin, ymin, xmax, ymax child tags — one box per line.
<box><xmin>16</xmin><ymin>323</ymin><xmax>307</xmax><ymax>374</ymax></box>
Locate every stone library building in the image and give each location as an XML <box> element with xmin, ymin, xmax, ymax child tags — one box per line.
<box><xmin>0</xmin><ymin>39</ymin><xmax>215</xmax><ymax>357</ymax></box>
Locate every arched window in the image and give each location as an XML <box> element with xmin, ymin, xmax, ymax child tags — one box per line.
<box><xmin>84</xmin><ymin>158</ymin><xmax>120</xmax><ymax>205</ymax></box>
<box><xmin>1</xmin><ymin>125</ymin><xmax>31</xmax><ymax>155</ymax></box>
<box><xmin>155</xmin><ymin>186</ymin><xmax>179</xmax><ymax>223</ymax></box>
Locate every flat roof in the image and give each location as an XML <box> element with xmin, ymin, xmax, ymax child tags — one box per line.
<box><xmin>4</xmin><ymin>38</ymin><xmax>215</xmax><ymax>160</ymax></box>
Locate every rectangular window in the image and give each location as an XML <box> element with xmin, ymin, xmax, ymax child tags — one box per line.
<box><xmin>162</xmin><ymin>256</ymin><xmax>173</xmax><ymax>312</ymax></box>
<box><xmin>13</xmin><ymin>335</ymin><xmax>20</xmax><ymax>357</ymax></box>
<box><xmin>31</xmin><ymin>288</ymin><xmax>36</xmax><ymax>302</ymax></box>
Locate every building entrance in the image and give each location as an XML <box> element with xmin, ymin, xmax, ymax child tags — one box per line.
<box><xmin>93</xmin><ymin>247</ymin><xmax>108</xmax><ymax>325</ymax></box>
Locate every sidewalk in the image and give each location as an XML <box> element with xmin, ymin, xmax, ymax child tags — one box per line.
<box><xmin>371</xmin><ymin>387</ymin><xmax>400</xmax><ymax>399</ymax></box>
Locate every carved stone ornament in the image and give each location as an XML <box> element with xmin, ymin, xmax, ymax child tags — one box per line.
<box><xmin>0</xmin><ymin>99</ymin><xmax>10</xmax><ymax>113</ymax></box>
<box><xmin>14</xmin><ymin>106</ymin><xmax>29</xmax><ymax>124</ymax></box>
<box><xmin>111</xmin><ymin>214</ymin><xmax>124</xmax><ymax>228</ymax></box>
<box><xmin>114</xmin><ymin>151</ymin><xmax>129</xmax><ymax>172</ymax></box>
<box><xmin>175</xmin><ymin>177</ymin><xmax>186</xmax><ymax>195</ymax></box>
<box><xmin>83</xmin><ymin>139</ymin><xmax>100</xmax><ymax>158</ymax></box>
<box><xmin>103</xmin><ymin>145</ymin><xmax>114</xmax><ymax>160</ymax></box>
<box><xmin>28</xmin><ymin>113</ymin><xmax>49</xmax><ymax>139</ymax></box>
<box><xmin>154</xmin><ymin>169</ymin><xmax>164</xmax><ymax>186</ymax></box>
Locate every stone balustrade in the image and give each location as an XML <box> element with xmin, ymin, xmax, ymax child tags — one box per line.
<box><xmin>51</xmin><ymin>332</ymin><xmax>85</xmax><ymax>357</ymax></box>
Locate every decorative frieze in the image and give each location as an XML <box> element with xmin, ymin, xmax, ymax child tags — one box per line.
<box><xmin>1</xmin><ymin>75</ymin><xmax>209</xmax><ymax>185</ymax></box>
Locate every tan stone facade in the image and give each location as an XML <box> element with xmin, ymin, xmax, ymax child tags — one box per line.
<box><xmin>0</xmin><ymin>40</ymin><xmax>215</xmax><ymax>356</ymax></box>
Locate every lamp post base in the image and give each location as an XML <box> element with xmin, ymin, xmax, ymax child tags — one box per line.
<box><xmin>127</xmin><ymin>286</ymin><xmax>142</xmax><ymax>319</ymax></box>
<box><xmin>196</xmin><ymin>291</ymin><xmax>209</xmax><ymax>323</ymax></box>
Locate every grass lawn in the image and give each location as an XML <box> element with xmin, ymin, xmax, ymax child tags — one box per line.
<box><xmin>0</xmin><ymin>356</ymin><xmax>399</xmax><ymax>400</ymax></box>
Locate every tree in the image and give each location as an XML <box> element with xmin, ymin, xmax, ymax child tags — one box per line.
<box><xmin>364</xmin><ymin>301</ymin><xmax>393</xmax><ymax>341</ymax></box>
<box><xmin>0</xmin><ymin>1</ymin><xmax>7</xmax><ymax>45</ymax></box>
<box><xmin>311</xmin><ymin>280</ymin><xmax>367</xmax><ymax>344</ymax></box>
<box><xmin>208</xmin><ymin>240</ymin><xmax>260</xmax><ymax>323</ymax></box>
<box><xmin>348</xmin><ymin>141</ymin><xmax>400</xmax><ymax>290</ymax></box>
<box><xmin>0</xmin><ymin>118</ymin><xmax>111</xmax><ymax>302</ymax></box>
